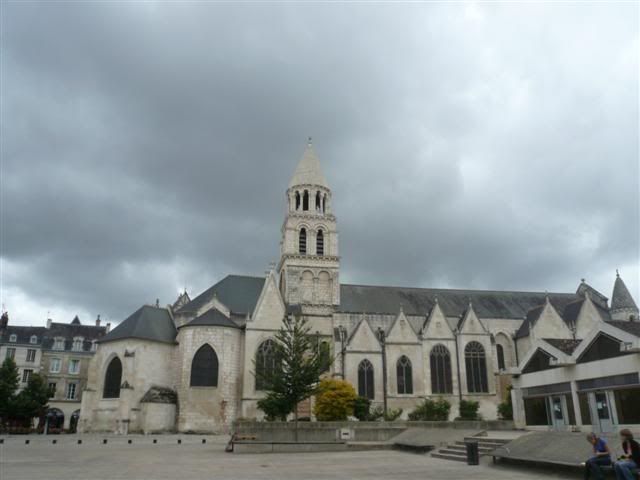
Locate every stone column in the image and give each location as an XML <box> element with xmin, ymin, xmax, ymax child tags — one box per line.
<box><xmin>570</xmin><ymin>379</ymin><xmax>582</xmax><ymax>429</ymax></box>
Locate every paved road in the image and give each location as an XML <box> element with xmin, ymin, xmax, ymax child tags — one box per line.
<box><xmin>0</xmin><ymin>435</ymin><xmax>580</xmax><ymax>480</ymax></box>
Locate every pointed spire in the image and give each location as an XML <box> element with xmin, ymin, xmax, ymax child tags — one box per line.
<box><xmin>611</xmin><ymin>271</ymin><xmax>639</xmax><ymax>313</ymax></box>
<box><xmin>288</xmin><ymin>139</ymin><xmax>329</xmax><ymax>189</ymax></box>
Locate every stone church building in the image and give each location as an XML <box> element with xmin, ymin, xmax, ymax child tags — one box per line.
<box><xmin>79</xmin><ymin>142</ymin><xmax>639</xmax><ymax>434</ymax></box>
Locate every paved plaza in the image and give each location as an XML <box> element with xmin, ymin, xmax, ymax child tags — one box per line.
<box><xmin>0</xmin><ymin>434</ymin><xmax>580</xmax><ymax>480</ymax></box>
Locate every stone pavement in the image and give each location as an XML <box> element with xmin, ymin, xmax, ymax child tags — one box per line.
<box><xmin>0</xmin><ymin>434</ymin><xmax>580</xmax><ymax>480</ymax></box>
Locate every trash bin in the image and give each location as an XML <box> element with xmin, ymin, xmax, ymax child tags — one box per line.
<box><xmin>465</xmin><ymin>440</ymin><xmax>479</xmax><ymax>465</ymax></box>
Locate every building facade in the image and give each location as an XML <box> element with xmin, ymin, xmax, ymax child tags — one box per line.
<box><xmin>79</xmin><ymin>141</ymin><xmax>639</xmax><ymax>434</ymax></box>
<box><xmin>0</xmin><ymin>312</ymin><xmax>108</xmax><ymax>431</ymax></box>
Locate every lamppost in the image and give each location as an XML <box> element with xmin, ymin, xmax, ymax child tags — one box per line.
<box><xmin>338</xmin><ymin>325</ymin><xmax>347</xmax><ymax>379</ymax></box>
<box><xmin>377</xmin><ymin>327</ymin><xmax>388</xmax><ymax>417</ymax></box>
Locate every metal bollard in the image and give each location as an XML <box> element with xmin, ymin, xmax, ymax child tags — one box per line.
<box><xmin>52</xmin><ymin>439</ymin><xmax>57</xmax><ymax>444</ymax></box>
<box><xmin>128</xmin><ymin>439</ymin><xmax>132</xmax><ymax>444</ymax></box>
<box><xmin>202</xmin><ymin>439</ymin><xmax>206</xmax><ymax>444</ymax></box>
<box><xmin>103</xmin><ymin>439</ymin><xmax>108</xmax><ymax>444</ymax></box>
<box><xmin>77</xmin><ymin>439</ymin><xmax>82</xmax><ymax>444</ymax></box>
<box><xmin>153</xmin><ymin>439</ymin><xmax>157</xmax><ymax>444</ymax></box>
<box><xmin>177</xmin><ymin>439</ymin><xmax>182</xmax><ymax>444</ymax></box>
<box><xmin>25</xmin><ymin>440</ymin><xmax>30</xmax><ymax>445</ymax></box>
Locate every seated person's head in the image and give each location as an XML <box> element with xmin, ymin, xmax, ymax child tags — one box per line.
<box><xmin>619</xmin><ymin>429</ymin><xmax>634</xmax><ymax>442</ymax></box>
<box><xmin>586</xmin><ymin>433</ymin><xmax>598</xmax><ymax>445</ymax></box>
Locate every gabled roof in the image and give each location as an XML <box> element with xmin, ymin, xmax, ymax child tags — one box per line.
<box><xmin>339</xmin><ymin>283</ymin><xmax>578</xmax><ymax>320</ymax></box>
<box><xmin>611</xmin><ymin>273</ymin><xmax>638</xmax><ymax>312</ymax></box>
<box><xmin>98</xmin><ymin>305</ymin><xmax>177</xmax><ymax>345</ymax></box>
<box><xmin>288</xmin><ymin>141</ymin><xmax>329</xmax><ymax>189</ymax></box>
<box><xmin>43</xmin><ymin>321</ymin><xmax>107</xmax><ymax>351</ymax></box>
<box><xmin>176</xmin><ymin>275</ymin><xmax>265</xmax><ymax>316</ymax></box>
<box><xmin>182</xmin><ymin>308</ymin><xmax>240</xmax><ymax>329</ymax></box>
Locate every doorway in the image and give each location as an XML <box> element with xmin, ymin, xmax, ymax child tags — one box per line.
<box><xmin>590</xmin><ymin>391</ymin><xmax>614</xmax><ymax>433</ymax></box>
<box><xmin>548</xmin><ymin>395</ymin><xmax>566</xmax><ymax>430</ymax></box>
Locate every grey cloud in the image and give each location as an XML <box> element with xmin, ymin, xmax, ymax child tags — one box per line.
<box><xmin>1</xmin><ymin>2</ymin><xmax>638</xmax><ymax>325</ymax></box>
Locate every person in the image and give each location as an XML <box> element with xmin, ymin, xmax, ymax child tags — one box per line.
<box><xmin>585</xmin><ymin>432</ymin><xmax>612</xmax><ymax>480</ymax></box>
<box><xmin>614</xmin><ymin>429</ymin><xmax>640</xmax><ymax>480</ymax></box>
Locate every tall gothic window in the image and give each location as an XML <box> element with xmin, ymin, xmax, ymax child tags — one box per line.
<box><xmin>190</xmin><ymin>344</ymin><xmax>219</xmax><ymax>387</ymax></box>
<box><xmin>315</xmin><ymin>191</ymin><xmax>321</xmax><ymax>211</ymax></box>
<box><xmin>465</xmin><ymin>341</ymin><xmax>488</xmax><ymax>393</ymax></box>
<box><xmin>396</xmin><ymin>356</ymin><xmax>413</xmax><ymax>394</ymax></box>
<box><xmin>299</xmin><ymin>228</ymin><xmax>307</xmax><ymax>254</ymax></box>
<box><xmin>358</xmin><ymin>359</ymin><xmax>374</xmax><ymax>400</ymax></box>
<box><xmin>103</xmin><ymin>357</ymin><xmax>122</xmax><ymax>399</ymax></box>
<box><xmin>255</xmin><ymin>339</ymin><xmax>277</xmax><ymax>391</ymax></box>
<box><xmin>497</xmin><ymin>344</ymin><xmax>506</xmax><ymax>371</ymax></box>
<box><xmin>430</xmin><ymin>344</ymin><xmax>453</xmax><ymax>394</ymax></box>
<box><xmin>318</xmin><ymin>341</ymin><xmax>331</xmax><ymax>373</ymax></box>
<box><xmin>302</xmin><ymin>190</ymin><xmax>309</xmax><ymax>211</ymax></box>
<box><xmin>295</xmin><ymin>191</ymin><xmax>301</xmax><ymax>210</ymax></box>
<box><xmin>316</xmin><ymin>230</ymin><xmax>324</xmax><ymax>256</ymax></box>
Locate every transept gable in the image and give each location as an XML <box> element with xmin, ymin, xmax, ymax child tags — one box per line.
<box><xmin>386</xmin><ymin>308</ymin><xmax>420</xmax><ymax>344</ymax></box>
<box><xmin>248</xmin><ymin>271</ymin><xmax>286</xmax><ymax>330</ymax></box>
<box><xmin>422</xmin><ymin>300</ymin><xmax>454</xmax><ymax>339</ymax></box>
<box><xmin>457</xmin><ymin>303</ymin><xmax>488</xmax><ymax>335</ymax></box>
<box><xmin>347</xmin><ymin>318</ymin><xmax>382</xmax><ymax>352</ymax></box>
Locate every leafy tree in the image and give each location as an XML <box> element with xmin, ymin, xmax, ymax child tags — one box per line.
<box><xmin>408</xmin><ymin>398</ymin><xmax>451</xmax><ymax>421</ymax></box>
<box><xmin>313</xmin><ymin>379</ymin><xmax>357</xmax><ymax>421</ymax></box>
<box><xmin>255</xmin><ymin>314</ymin><xmax>326</xmax><ymax>437</ymax></box>
<box><xmin>0</xmin><ymin>358</ymin><xmax>19</xmax><ymax>425</ymax></box>
<box><xmin>14</xmin><ymin>373</ymin><xmax>49</xmax><ymax>426</ymax></box>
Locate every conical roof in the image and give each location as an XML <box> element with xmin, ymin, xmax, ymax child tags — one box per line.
<box><xmin>611</xmin><ymin>272</ymin><xmax>638</xmax><ymax>311</ymax></box>
<box><xmin>288</xmin><ymin>140</ymin><xmax>329</xmax><ymax>189</ymax></box>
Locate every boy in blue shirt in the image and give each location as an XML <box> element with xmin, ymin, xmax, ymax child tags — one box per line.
<box><xmin>584</xmin><ymin>433</ymin><xmax>612</xmax><ymax>480</ymax></box>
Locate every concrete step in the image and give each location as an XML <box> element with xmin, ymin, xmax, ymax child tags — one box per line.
<box><xmin>431</xmin><ymin>451</ymin><xmax>468</xmax><ymax>462</ymax></box>
<box><xmin>447</xmin><ymin>444</ymin><xmax>493</xmax><ymax>454</ymax></box>
<box><xmin>347</xmin><ymin>442</ymin><xmax>391</xmax><ymax>451</ymax></box>
<box><xmin>462</xmin><ymin>437</ymin><xmax>510</xmax><ymax>445</ymax></box>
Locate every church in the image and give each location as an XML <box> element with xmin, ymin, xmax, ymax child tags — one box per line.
<box><xmin>79</xmin><ymin>141</ymin><xmax>639</xmax><ymax>434</ymax></box>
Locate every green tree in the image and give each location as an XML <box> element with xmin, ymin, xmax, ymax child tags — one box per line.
<box><xmin>14</xmin><ymin>373</ymin><xmax>49</xmax><ymax>426</ymax></box>
<box><xmin>313</xmin><ymin>379</ymin><xmax>357</xmax><ymax>421</ymax></box>
<box><xmin>497</xmin><ymin>385</ymin><xmax>513</xmax><ymax>420</ymax></box>
<box><xmin>0</xmin><ymin>357</ymin><xmax>20</xmax><ymax>426</ymax></box>
<box><xmin>256</xmin><ymin>314</ymin><xmax>326</xmax><ymax>438</ymax></box>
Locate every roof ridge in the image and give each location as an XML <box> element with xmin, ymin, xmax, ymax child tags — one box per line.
<box><xmin>341</xmin><ymin>282</ymin><xmax>575</xmax><ymax>297</ymax></box>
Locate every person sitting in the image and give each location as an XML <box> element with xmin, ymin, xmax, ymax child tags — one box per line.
<box><xmin>584</xmin><ymin>433</ymin><xmax>612</xmax><ymax>480</ymax></box>
<box><xmin>614</xmin><ymin>429</ymin><xmax>640</xmax><ymax>480</ymax></box>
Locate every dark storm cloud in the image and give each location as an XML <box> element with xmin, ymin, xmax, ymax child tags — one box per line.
<box><xmin>2</xmin><ymin>2</ymin><xmax>638</xmax><ymax>325</ymax></box>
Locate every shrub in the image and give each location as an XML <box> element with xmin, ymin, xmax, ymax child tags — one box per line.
<box><xmin>497</xmin><ymin>386</ymin><xmax>513</xmax><ymax>420</ymax></box>
<box><xmin>384</xmin><ymin>408</ymin><xmax>403</xmax><ymax>421</ymax></box>
<box><xmin>313</xmin><ymin>379</ymin><xmax>357</xmax><ymax>421</ymax></box>
<box><xmin>408</xmin><ymin>398</ymin><xmax>451</xmax><ymax>421</ymax></box>
<box><xmin>353</xmin><ymin>396</ymin><xmax>371</xmax><ymax>421</ymax></box>
<box><xmin>459</xmin><ymin>400</ymin><xmax>480</xmax><ymax>420</ymax></box>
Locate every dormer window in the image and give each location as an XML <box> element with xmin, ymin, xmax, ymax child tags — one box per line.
<box><xmin>91</xmin><ymin>340</ymin><xmax>98</xmax><ymax>352</ymax></box>
<box><xmin>30</xmin><ymin>335</ymin><xmax>38</xmax><ymax>344</ymax></box>
<box><xmin>53</xmin><ymin>338</ymin><xmax>65</xmax><ymax>350</ymax></box>
<box><xmin>9</xmin><ymin>334</ymin><xmax>17</xmax><ymax>343</ymax></box>
<box><xmin>72</xmin><ymin>337</ymin><xmax>84</xmax><ymax>351</ymax></box>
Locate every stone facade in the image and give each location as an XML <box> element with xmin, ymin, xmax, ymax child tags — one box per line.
<box><xmin>79</xmin><ymin>141</ymin><xmax>640</xmax><ymax>433</ymax></box>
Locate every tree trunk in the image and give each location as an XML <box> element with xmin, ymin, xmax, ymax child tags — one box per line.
<box><xmin>294</xmin><ymin>408</ymin><xmax>299</xmax><ymax>442</ymax></box>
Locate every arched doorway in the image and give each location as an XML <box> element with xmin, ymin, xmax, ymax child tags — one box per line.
<box><xmin>69</xmin><ymin>410</ymin><xmax>80</xmax><ymax>433</ymax></box>
<box><xmin>45</xmin><ymin>408</ymin><xmax>65</xmax><ymax>433</ymax></box>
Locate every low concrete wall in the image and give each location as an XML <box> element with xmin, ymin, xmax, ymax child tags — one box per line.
<box><xmin>233</xmin><ymin>441</ymin><xmax>348</xmax><ymax>454</ymax></box>
<box><xmin>232</xmin><ymin>420</ymin><xmax>515</xmax><ymax>442</ymax></box>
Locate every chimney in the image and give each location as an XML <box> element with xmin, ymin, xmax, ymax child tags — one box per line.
<box><xmin>106</xmin><ymin>322</ymin><xmax>111</xmax><ymax>333</ymax></box>
<box><xmin>46</xmin><ymin>318</ymin><xmax>52</xmax><ymax>329</ymax></box>
<box><xmin>0</xmin><ymin>311</ymin><xmax>8</xmax><ymax>333</ymax></box>
<box><xmin>96</xmin><ymin>314</ymin><xmax>101</xmax><ymax>327</ymax></box>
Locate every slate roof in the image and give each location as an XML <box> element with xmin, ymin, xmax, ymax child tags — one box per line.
<box><xmin>339</xmin><ymin>283</ymin><xmax>578</xmax><ymax>319</ymax></box>
<box><xmin>182</xmin><ymin>308</ymin><xmax>240</xmax><ymax>329</ymax></box>
<box><xmin>611</xmin><ymin>274</ymin><xmax>638</xmax><ymax>312</ymax></box>
<box><xmin>176</xmin><ymin>275</ymin><xmax>265</xmax><ymax>316</ymax></box>
<box><xmin>607</xmin><ymin>320</ymin><xmax>640</xmax><ymax>338</ymax></box>
<box><xmin>98</xmin><ymin>305</ymin><xmax>177</xmax><ymax>344</ymax></box>
<box><xmin>543</xmin><ymin>338</ymin><xmax>583</xmax><ymax>355</ymax></box>
<box><xmin>43</xmin><ymin>321</ymin><xmax>107</xmax><ymax>351</ymax></box>
<box><xmin>0</xmin><ymin>326</ymin><xmax>47</xmax><ymax>345</ymax></box>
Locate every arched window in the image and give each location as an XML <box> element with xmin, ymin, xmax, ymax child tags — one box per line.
<box><xmin>318</xmin><ymin>341</ymin><xmax>331</xmax><ymax>373</ymax></box>
<box><xmin>316</xmin><ymin>230</ymin><xmax>324</xmax><ymax>256</ymax></box>
<box><xmin>302</xmin><ymin>190</ymin><xmax>309</xmax><ymax>211</ymax></box>
<box><xmin>358</xmin><ymin>359</ymin><xmax>374</xmax><ymax>400</ymax></box>
<box><xmin>430</xmin><ymin>344</ymin><xmax>453</xmax><ymax>394</ymax></box>
<box><xmin>299</xmin><ymin>228</ymin><xmax>307</xmax><ymax>254</ymax></box>
<box><xmin>322</xmin><ymin>194</ymin><xmax>327</xmax><ymax>213</ymax></box>
<box><xmin>496</xmin><ymin>344</ymin><xmax>505</xmax><ymax>371</ymax></box>
<box><xmin>103</xmin><ymin>357</ymin><xmax>122</xmax><ymax>399</ymax></box>
<box><xmin>315</xmin><ymin>191</ymin><xmax>321</xmax><ymax>211</ymax></box>
<box><xmin>295</xmin><ymin>191</ymin><xmax>301</xmax><ymax>210</ymax></box>
<box><xmin>190</xmin><ymin>344</ymin><xmax>219</xmax><ymax>387</ymax></box>
<box><xmin>255</xmin><ymin>339</ymin><xmax>277</xmax><ymax>390</ymax></box>
<box><xmin>396</xmin><ymin>356</ymin><xmax>413</xmax><ymax>394</ymax></box>
<box><xmin>465</xmin><ymin>341</ymin><xmax>488</xmax><ymax>393</ymax></box>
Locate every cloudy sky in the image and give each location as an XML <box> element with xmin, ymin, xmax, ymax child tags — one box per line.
<box><xmin>2</xmin><ymin>2</ymin><xmax>638</xmax><ymax>327</ymax></box>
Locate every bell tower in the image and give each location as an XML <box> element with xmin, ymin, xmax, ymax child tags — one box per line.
<box><xmin>278</xmin><ymin>139</ymin><xmax>340</xmax><ymax>312</ymax></box>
